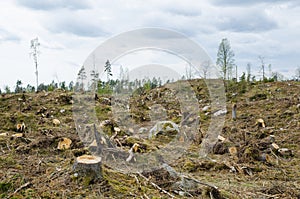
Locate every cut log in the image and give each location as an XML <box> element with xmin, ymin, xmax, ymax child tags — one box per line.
<box><xmin>73</xmin><ymin>155</ymin><xmax>102</xmax><ymax>180</ymax></box>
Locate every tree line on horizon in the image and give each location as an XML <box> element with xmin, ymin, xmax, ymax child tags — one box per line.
<box><xmin>1</xmin><ymin>38</ymin><xmax>300</xmax><ymax>95</ymax></box>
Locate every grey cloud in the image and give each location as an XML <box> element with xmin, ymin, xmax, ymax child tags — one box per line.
<box><xmin>15</xmin><ymin>0</ymin><xmax>90</xmax><ymax>10</ymax></box>
<box><xmin>166</xmin><ymin>7</ymin><xmax>201</xmax><ymax>17</ymax></box>
<box><xmin>0</xmin><ymin>28</ymin><xmax>20</xmax><ymax>43</ymax></box>
<box><xmin>211</xmin><ymin>0</ymin><xmax>294</xmax><ymax>6</ymax></box>
<box><xmin>217</xmin><ymin>12</ymin><xmax>278</xmax><ymax>33</ymax></box>
<box><xmin>46</xmin><ymin>17</ymin><xmax>108</xmax><ymax>37</ymax></box>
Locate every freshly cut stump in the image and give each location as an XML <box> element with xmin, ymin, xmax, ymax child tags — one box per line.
<box><xmin>73</xmin><ymin>155</ymin><xmax>102</xmax><ymax>180</ymax></box>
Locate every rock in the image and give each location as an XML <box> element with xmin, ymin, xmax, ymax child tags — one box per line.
<box><xmin>99</xmin><ymin>120</ymin><xmax>111</xmax><ymax>127</ymax></box>
<box><xmin>148</xmin><ymin>121</ymin><xmax>179</xmax><ymax>139</ymax></box>
<box><xmin>57</xmin><ymin>137</ymin><xmax>72</xmax><ymax>150</ymax></box>
<box><xmin>213</xmin><ymin>109</ymin><xmax>227</xmax><ymax>117</ymax></box>
<box><xmin>128</xmin><ymin>128</ymin><xmax>134</xmax><ymax>134</ymax></box>
<box><xmin>60</xmin><ymin>109</ymin><xmax>65</xmax><ymax>113</ymax></box>
<box><xmin>113</xmin><ymin>127</ymin><xmax>121</xmax><ymax>132</ymax></box>
<box><xmin>278</xmin><ymin>148</ymin><xmax>293</xmax><ymax>157</ymax></box>
<box><xmin>202</xmin><ymin>105</ymin><xmax>210</xmax><ymax>112</ymax></box>
<box><xmin>138</xmin><ymin>127</ymin><xmax>148</xmax><ymax>134</ymax></box>
<box><xmin>53</xmin><ymin>119</ymin><xmax>61</xmax><ymax>126</ymax></box>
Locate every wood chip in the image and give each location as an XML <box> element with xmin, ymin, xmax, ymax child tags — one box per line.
<box><xmin>256</xmin><ymin>118</ymin><xmax>266</xmax><ymax>128</ymax></box>
<box><xmin>53</xmin><ymin>119</ymin><xmax>61</xmax><ymax>126</ymax></box>
<box><xmin>271</xmin><ymin>143</ymin><xmax>279</xmax><ymax>150</ymax></box>
<box><xmin>57</xmin><ymin>137</ymin><xmax>72</xmax><ymax>150</ymax></box>
<box><xmin>218</xmin><ymin>135</ymin><xmax>226</xmax><ymax>142</ymax></box>
<box><xmin>228</xmin><ymin>146</ymin><xmax>238</xmax><ymax>156</ymax></box>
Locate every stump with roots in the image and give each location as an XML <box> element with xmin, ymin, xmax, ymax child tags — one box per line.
<box><xmin>73</xmin><ymin>155</ymin><xmax>102</xmax><ymax>180</ymax></box>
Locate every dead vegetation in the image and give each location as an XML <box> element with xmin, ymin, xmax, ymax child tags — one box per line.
<box><xmin>0</xmin><ymin>80</ymin><xmax>299</xmax><ymax>198</ymax></box>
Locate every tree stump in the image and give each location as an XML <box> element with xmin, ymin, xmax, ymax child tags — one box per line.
<box><xmin>232</xmin><ymin>103</ymin><xmax>237</xmax><ymax>120</ymax></box>
<box><xmin>73</xmin><ymin>155</ymin><xmax>102</xmax><ymax>180</ymax></box>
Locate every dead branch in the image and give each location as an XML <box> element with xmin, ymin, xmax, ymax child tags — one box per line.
<box><xmin>143</xmin><ymin>193</ymin><xmax>150</xmax><ymax>199</ymax></box>
<box><xmin>181</xmin><ymin>175</ymin><xmax>218</xmax><ymax>190</ymax></box>
<box><xmin>6</xmin><ymin>182</ymin><xmax>31</xmax><ymax>199</ymax></box>
<box><xmin>138</xmin><ymin>172</ymin><xmax>176</xmax><ymax>198</ymax></box>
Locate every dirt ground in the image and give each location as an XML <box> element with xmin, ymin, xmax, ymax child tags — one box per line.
<box><xmin>0</xmin><ymin>80</ymin><xmax>299</xmax><ymax>198</ymax></box>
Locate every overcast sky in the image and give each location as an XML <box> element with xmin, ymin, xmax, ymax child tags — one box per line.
<box><xmin>0</xmin><ymin>0</ymin><xmax>299</xmax><ymax>90</ymax></box>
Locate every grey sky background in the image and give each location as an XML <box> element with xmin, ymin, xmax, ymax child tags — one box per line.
<box><xmin>0</xmin><ymin>0</ymin><xmax>299</xmax><ymax>90</ymax></box>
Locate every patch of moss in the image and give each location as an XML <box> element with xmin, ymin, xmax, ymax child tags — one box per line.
<box><xmin>0</xmin><ymin>182</ymin><xmax>12</xmax><ymax>193</ymax></box>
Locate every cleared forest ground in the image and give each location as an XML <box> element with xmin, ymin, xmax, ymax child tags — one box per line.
<box><xmin>0</xmin><ymin>80</ymin><xmax>299</xmax><ymax>198</ymax></box>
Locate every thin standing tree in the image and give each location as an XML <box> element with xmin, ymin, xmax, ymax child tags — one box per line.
<box><xmin>30</xmin><ymin>37</ymin><xmax>40</xmax><ymax>91</ymax></box>
<box><xmin>296</xmin><ymin>66</ymin><xmax>300</xmax><ymax>80</ymax></box>
<box><xmin>201</xmin><ymin>60</ymin><xmax>211</xmax><ymax>79</ymax></box>
<box><xmin>246</xmin><ymin>62</ymin><xmax>251</xmax><ymax>82</ymax></box>
<box><xmin>77</xmin><ymin>65</ymin><xmax>87</xmax><ymax>91</ymax></box>
<box><xmin>258</xmin><ymin>56</ymin><xmax>265</xmax><ymax>81</ymax></box>
<box><xmin>216</xmin><ymin>38</ymin><xmax>235</xmax><ymax>80</ymax></box>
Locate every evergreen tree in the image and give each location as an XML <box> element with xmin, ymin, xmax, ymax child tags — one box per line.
<box><xmin>60</xmin><ymin>81</ymin><xmax>66</xmax><ymax>90</ymax></box>
<box><xmin>4</xmin><ymin>86</ymin><xmax>11</xmax><ymax>94</ymax></box>
<box><xmin>15</xmin><ymin>80</ymin><xmax>23</xmax><ymax>93</ymax></box>
<box><xmin>68</xmin><ymin>81</ymin><xmax>74</xmax><ymax>91</ymax></box>
<box><xmin>26</xmin><ymin>84</ymin><xmax>35</xmax><ymax>93</ymax></box>
<box><xmin>104</xmin><ymin>60</ymin><xmax>112</xmax><ymax>82</ymax></box>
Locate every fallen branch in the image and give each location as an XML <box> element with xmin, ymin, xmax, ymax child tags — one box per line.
<box><xmin>138</xmin><ymin>172</ymin><xmax>176</xmax><ymax>198</ymax></box>
<box><xmin>181</xmin><ymin>175</ymin><xmax>218</xmax><ymax>190</ymax></box>
<box><xmin>6</xmin><ymin>182</ymin><xmax>31</xmax><ymax>199</ymax></box>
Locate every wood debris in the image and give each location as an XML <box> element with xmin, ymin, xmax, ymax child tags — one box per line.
<box><xmin>256</xmin><ymin>118</ymin><xmax>266</xmax><ymax>128</ymax></box>
<box><xmin>57</xmin><ymin>137</ymin><xmax>72</xmax><ymax>150</ymax></box>
<box><xmin>53</xmin><ymin>118</ymin><xmax>61</xmax><ymax>126</ymax></box>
